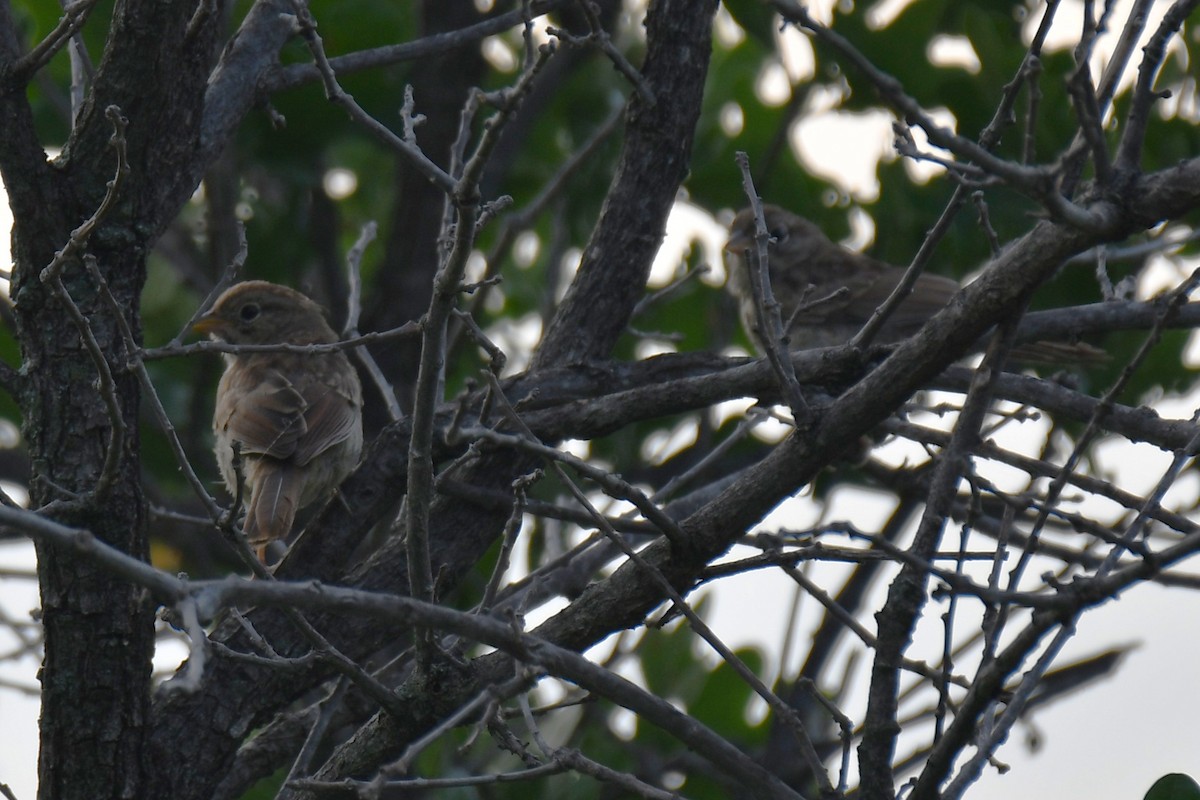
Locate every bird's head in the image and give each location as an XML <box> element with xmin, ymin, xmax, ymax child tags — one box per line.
<box><xmin>193</xmin><ymin>281</ymin><xmax>338</xmax><ymax>346</ymax></box>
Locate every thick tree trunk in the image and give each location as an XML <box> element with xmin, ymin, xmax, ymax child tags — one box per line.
<box><xmin>1</xmin><ymin>0</ymin><xmax>227</xmax><ymax>797</ymax></box>
<box><xmin>16</xmin><ymin>238</ymin><xmax>154</xmax><ymax>800</ymax></box>
<box><xmin>2</xmin><ymin>25</ymin><xmax>154</xmax><ymax>800</ymax></box>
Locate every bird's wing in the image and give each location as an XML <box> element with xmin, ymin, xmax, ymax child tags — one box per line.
<box><xmin>766</xmin><ymin>251</ymin><xmax>864</xmax><ymax>324</ymax></box>
<box><xmin>217</xmin><ymin>366</ymin><xmax>308</xmax><ymax>461</ymax></box>
<box><xmin>845</xmin><ymin>267</ymin><xmax>959</xmax><ymax>329</ymax></box>
<box><xmin>217</xmin><ymin>355</ymin><xmax>360</xmax><ymax>467</ymax></box>
<box><xmin>292</xmin><ymin>365</ymin><xmax>361</xmax><ymax>466</ymax></box>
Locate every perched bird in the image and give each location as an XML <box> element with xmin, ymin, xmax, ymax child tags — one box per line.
<box><xmin>194</xmin><ymin>281</ymin><xmax>363</xmax><ymax>563</ymax></box>
<box><xmin>724</xmin><ymin>204</ymin><xmax>960</xmax><ymax>352</ymax></box>
<box><xmin>724</xmin><ymin>204</ymin><xmax>1103</xmax><ymax>364</ymax></box>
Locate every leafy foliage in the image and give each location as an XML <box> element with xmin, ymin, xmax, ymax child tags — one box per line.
<box><xmin>2</xmin><ymin>2</ymin><xmax>1200</xmax><ymax>800</ymax></box>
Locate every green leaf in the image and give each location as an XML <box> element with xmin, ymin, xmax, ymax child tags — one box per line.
<box><xmin>1146</xmin><ymin>774</ymin><xmax>1200</xmax><ymax>800</ymax></box>
<box><xmin>640</xmin><ymin>599</ymin><xmax>713</xmax><ymax>706</ymax></box>
<box><xmin>723</xmin><ymin>0</ymin><xmax>778</xmax><ymax>47</ymax></box>
<box><xmin>691</xmin><ymin>645</ymin><xmax>768</xmax><ymax>745</ymax></box>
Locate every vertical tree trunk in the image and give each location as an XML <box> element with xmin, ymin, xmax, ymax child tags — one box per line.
<box><xmin>3</xmin><ymin>106</ymin><xmax>154</xmax><ymax>800</ymax></box>
<box><xmin>1</xmin><ymin>0</ymin><xmax>226</xmax><ymax>795</ymax></box>
<box><xmin>15</xmin><ymin>245</ymin><xmax>154</xmax><ymax>800</ymax></box>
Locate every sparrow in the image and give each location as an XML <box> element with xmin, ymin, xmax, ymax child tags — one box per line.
<box><xmin>724</xmin><ymin>204</ymin><xmax>1104</xmax><ymax>364</ymax></box>
<box><xmin>724</xmin><ymin>204</ymin><xmax>960</xmax><ymax>352</ymax></box>
<box><xmin>194</xmin><ymin>281</ymin><xmax>364</xmax><ymax>563</ymax></box>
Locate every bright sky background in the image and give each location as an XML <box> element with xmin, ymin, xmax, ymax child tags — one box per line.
<box><xmin>2</xmin><ymin>1</ymin><xmax>1199</xmax><ymax>798</ymax></box>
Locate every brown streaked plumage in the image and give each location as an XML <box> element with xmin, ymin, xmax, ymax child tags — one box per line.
<box><xmin>724</xmin><ymin>204</ymin><xmax>959</xmax><ymax>352</ymax></box>
<box><xmin>195</xmin><ymin>281</ymin><xmax>363</xmax><ymax>563</ymax></box>
<box><xmin>724</xmin><ymin>205</ymin><xmax>1106</xmax><ymax>365</ymax></box>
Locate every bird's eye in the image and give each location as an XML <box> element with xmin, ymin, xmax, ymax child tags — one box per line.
<box><xmin>239</xmin><ymin>303</ymin><xmax>260</xmax><ymax>323</ymax></box>
<box><xmin>770</xmin><ymin>226</ymin><xmax>789</xmax><ymax>243</ymax></box>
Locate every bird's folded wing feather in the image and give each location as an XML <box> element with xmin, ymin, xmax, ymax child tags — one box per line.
<box><xmin>846</xmin><ymin>268</ymin><xmax>960</xmax><ymax>328</ymax></box>
<box><xmin>768</xmin><ymin>256</ymin><xmax>865</xmax><ymax>324</ymax></box>
<box><xmin>218</xmin><ymin>368</ymin><xmax>308</xmax><ymax>460</ymax></box>
<box><xmin>293</xmin><ymin>369</ymin><xmax>359</xmax><ymax>466</ymax></box>
<box><xmin>218</xmin><ymin>358</ymin><xmax>358</xmax><ymax>468</ymax></box>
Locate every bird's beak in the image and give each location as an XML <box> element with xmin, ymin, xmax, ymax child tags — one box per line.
<box><xmin>723</xmin><ymin>232</ymin><xmax>751</xmax><ymax>254</ymax></box>
<box><xmin>192</xmin><ymin>314</ymin><xmax>222</xmax><ymax>336</ymax></box>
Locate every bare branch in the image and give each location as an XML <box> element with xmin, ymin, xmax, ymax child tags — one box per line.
<box><xmin>289</xmin><ymin>0</ymin><xmax>456</xmax><ymax>194</ymax></box>
<box><xmin>341</xmin><ymin>221</ymin><xmax>404</xmax><ymax>422</ymax></box>
<box><xmin>733</xmin><ymin>151</ymin><xmax>811</xmax><ymax>424</ymax></box>
<box><xmin>8</xmin><ymin>0</ymin><xmax>100</xmax><ymax>83</ymax></box>
<box><xmin>264</xmin><ymin>0</ymin><xmax>575</xmax><ymax>93</ymax></box>
<box><xmin>774</xmin><ymin>1</ymin><xmax>1107</xmax><ymax>230</ymax></box>
<box><xmin>1112</xmin><ymin>0</ymin><xmax>1200</xmax><ymax>175</ymax></box>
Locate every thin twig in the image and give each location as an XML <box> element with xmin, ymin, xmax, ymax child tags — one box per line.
<box><xmin>449</xmin><ymin>102</ymin><xmax>624</xmax><ymax>356</ymax></box>
<box><xmin>86</xmin><ymin>259</ymin><xmax>225</xmax><ymax>521</ymax></box>
<box><xmin>289</xmin><ymin>762</ymin><xmax>568</xmax><ymax>794</ymax></box>
<box><xmin>477</xmin><ymin>471</ymin><xmax>542</xmax><ymax>613</ymax></box>
<box><xmin>404</xmin><ymin>34</ymin><xmax>556</xmax><ymax>640</ymax></box>
<box><xmin>169</xmin><ymin>224</ymin><xmax>247</xmax><ymax>348</ymax></box>
<box><xmin>473</xmin><ymin>371</ymin><xmax>833</xmax><ymax>794</ymax></box>
<box><xmin>9</xmin><ymin>0</ymin><xmax>100</xmax><ymax>82</ymax></box>
<box><xmin>341</xmin><ymin>221</ymin><xmax>404</xmax><ymax>422</ymax></box>
<box><xmin>733</xmin><ymin>151</ymin><xmax>811</xmax><ymax>425</ymax></box>
<box><xmin>289</xmin><ymin>0</ymin><xmax>456</xmax><ymax>193</ymax></box>
<box><xmin>283</xmin><ymin>678</ymin><xmax>349</xmax><ymax>784</ymax></box>
<box><xmin>376</xmin><ymin>678</ymin><xmax>527</xmax><ymax>779</ymax></box>
<box><xmin>1112</xmin><ymin>0</ymin><xmax>1200</xmax><ymax>175</ymax></box>
<box><xmin>1001</xmin><ymin>267</ymin><xmax>1200</xmax><ymax>610</ymax></box>
<box><xmin>458</xmin><ymin>375</ymin><xmax>689</xmax><ymax>551</ymax></box>
<box><xmin>854</xmin><ymin>0</ymin><xmax>1062</xmax><ymax>347</ymax></box>
<box><xmin>548</xmin><ymin>2</ymin><xmax>654</xmax><ymax>106</ymax></box>
<box><xmin>145</xmin><ymin>323</ymin><xmax>421</xmax><ymax>360</ymax></box>
<box><xmin>775</xmin><ymin>1</ymin><xmax>1106</xmax><ymax>231</ymax></box>
<box><xmin>264</xmin><ymin>0</ymin><xmax>575</xmax><ymax>93</ymax></box>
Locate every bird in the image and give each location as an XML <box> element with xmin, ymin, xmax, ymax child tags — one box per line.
<box><xmin>723</xmin><ymin>204</ymin><xmax>1104</xmax><ymax>364</ymax></box>
<box><xmin>724</xmin><ymin>204</ymin><xmax>961</xmax><ymax>353</ymax></box>
<box><xmin>194</xmin><ymin>281</ymin><xmax>364</xmax><ymax>563</ymax></box>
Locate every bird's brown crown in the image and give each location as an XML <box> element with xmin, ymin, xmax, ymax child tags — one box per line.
<box><xmin>194</xmin><ymin>280</ymin><xmax>338</xmax><ymax>346</ymax></box>
<box><xmin>726</xmin><ymin>204</ymin><xmax>831</xmax><ymax>258</ymax></box>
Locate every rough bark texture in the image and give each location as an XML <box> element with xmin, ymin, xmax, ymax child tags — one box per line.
<box><xmin>137</xmin><ymin>2</ymin><xmax>722</xmax><ymax>797</ymax></box>
<box><xmin>0</xmin><ymin>1</ymin><xmax>224</xmax><ymax>798</ymax></box>
<box><xmin>2</xmin><ymin>0</ymin><xmax>1199</xmax><ymax>796</ymax></box>
<box><xmin>533</xmin><ymin>0</ymin><xmax>720</xmax><ymax>367</ymax></box>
